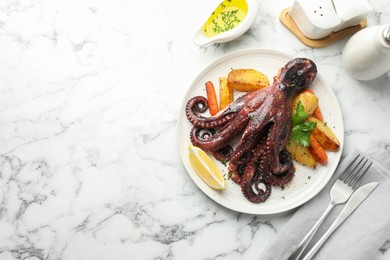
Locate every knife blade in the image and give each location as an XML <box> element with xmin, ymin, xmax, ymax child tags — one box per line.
<box><xmin>301</xmin><ymin>182</ymin><xmax>380</xmax><ymax>260</ymax></box>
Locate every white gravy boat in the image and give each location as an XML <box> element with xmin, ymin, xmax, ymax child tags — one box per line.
<box><xmin>193</xmin><ymin>0</ymin><xmax>258</xmax><ymax>47</ymax></box>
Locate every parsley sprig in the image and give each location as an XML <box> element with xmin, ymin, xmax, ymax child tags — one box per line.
<box><xmin>291</xmin><ymin>101</ymin><xmax>317</xmax><ymax>147</ymax></box>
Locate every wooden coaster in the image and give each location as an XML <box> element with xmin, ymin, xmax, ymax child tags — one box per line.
<box><xmin>279</xmin><ymin>7</ymin><xmax>367</xmax><ymax>48</ymax></box>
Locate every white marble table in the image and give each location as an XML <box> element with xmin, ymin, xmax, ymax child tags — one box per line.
<box><xmin>0</xmin><ymin>0</ymin><xmax>389</xmax><ymax>259</ymax></box>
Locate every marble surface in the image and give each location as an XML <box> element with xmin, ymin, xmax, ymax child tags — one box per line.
<box><xmin>0</xmin><ymin>0</ymin><xmax>389</xmax><ymax>259</ymax></box>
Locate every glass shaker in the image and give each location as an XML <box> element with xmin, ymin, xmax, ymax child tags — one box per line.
<box><xmin>342</xmin><ymin>24</ymin><xmax>390</xmax><ymax>81</ymax></box>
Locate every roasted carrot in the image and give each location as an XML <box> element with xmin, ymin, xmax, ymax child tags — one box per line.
<box><xmin>303</xmin><ymin>89</ymin><xmax>315</xmax><ymax>94</ymax></box>
<box><xmin>313</xmin><ymin>107</ymin><xmax>324</xmax><ymax>121</ymax></box>
<box><xmin>205</xmin><ymin>81</ymin><xmax>219</xmax><ymax>116</ymax></box>
<box><xmin>309</xmin><ymin>134</ymin><xmax>327</xmax><ymax>165</ymax></box>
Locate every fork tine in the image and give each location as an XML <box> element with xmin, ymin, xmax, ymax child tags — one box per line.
<box><xmin>339</xmin><ymin>154</ymin><xmax>360</xmax><ymax>181</ymax></box>
<box><xmin>351</xmin><ymin>160</ymin><xmax>372</xmax><ymax>189</ymax></box>
<box><xmin>347</xmin><ymin>158</ymin><xmax>368</xmax><ymax>186</ymax></box>
<box><xmin>344</xmin><ymin>156</ymin><xmax>365</xmax><ymax>184</ymax></box>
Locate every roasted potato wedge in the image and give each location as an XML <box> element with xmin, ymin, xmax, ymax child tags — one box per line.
<box><xmin>285</xmin><ymin>139</ymin><xmax>317</xmax><ymax>168</ymax></box>
<box><xmin>219</xmin><ymin>77</ymin><xmax>234</xmax><ymax>110</ymax></box>
<box><xmin>292</xmin><ymin>90</ymin><xmax>319</xmax><ymax>116</ymax></box>
<box><xmin>227</xmin><ymin>69</ymin><xmax>269</xmax><ymax>92</ymax></box>
<box><xmin>308</xmin><ymin>117</ymin><xmax>340</xmax><ymax>151</ymax></box>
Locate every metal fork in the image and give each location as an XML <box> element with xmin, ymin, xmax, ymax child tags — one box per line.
<box><xmin>287</xmin><ymin>154</ymin><xmax>372</xmax><ymax>260</ymax></box>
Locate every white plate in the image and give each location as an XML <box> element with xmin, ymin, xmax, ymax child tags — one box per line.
<box><xmin>177</xmin><ymin>49</ymin><xmax>344</xmax><ymax>215</ymax></box>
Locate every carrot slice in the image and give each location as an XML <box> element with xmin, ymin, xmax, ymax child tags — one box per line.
<box><xmin>205</xmin><ymin>81</ymin><xmax>219</xmax><ymax>116</ymax></box>
<box><xmin>313</xmin><ymin>107</ymin><xmax>324</xmax><ymax>121</ymax></box>
<box><xmin>303</xmin><ymin>89</ymin><xmax>315</xmax><ymax>94</ymax></box>
<box><xmin>309</xmin><ymin>134</ymin><xmax>327</xmax><ymax>165</ymax></box>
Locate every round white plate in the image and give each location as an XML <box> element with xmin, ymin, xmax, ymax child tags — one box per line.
<box><xmin>177</xmin><ymin>49</ymin><xmax>344</xmax><ymax>215</ymax></box>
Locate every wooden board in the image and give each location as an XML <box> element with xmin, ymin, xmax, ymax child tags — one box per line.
<box><xmin>279</xmin><ymin>7</ymin><xmax>367</xmax><ymax>48</ymax></box>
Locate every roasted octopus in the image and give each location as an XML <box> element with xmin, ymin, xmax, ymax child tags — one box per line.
<box><xmin>185</xmin><ymin>58</ymin><xmax>317</xmax><ymax>203</ymax></box>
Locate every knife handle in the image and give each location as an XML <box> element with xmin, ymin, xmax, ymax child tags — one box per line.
<box><xmin>286</xmin><ymin>203</ymin><xmax>335</xmax><ymax>260</ymax></box>
<box><xmin>301</xmin><ymin>207</ymin><xmax>347</xmax><ymax>260</ymax></box>
<box><xmin>302</xmin><ymin>182</ymin><xmax>379</xmax><ymax>260</ymax></box>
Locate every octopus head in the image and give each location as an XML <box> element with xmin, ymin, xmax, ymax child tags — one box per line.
<box><xmin>279</xmin><ymin>58</ymin><xmax>317</xmax><ymax>95</ymax></box>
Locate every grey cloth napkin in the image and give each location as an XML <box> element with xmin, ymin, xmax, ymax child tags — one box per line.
<box><xmin>257</xmin><ymin>149</ymin><xmax>390</xmax><ymax>260</ymax></box>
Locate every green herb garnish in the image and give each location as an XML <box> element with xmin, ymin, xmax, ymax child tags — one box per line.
<box><xmin>291</xmin><ymin>101</ymin><xmax>317</xmax><ymax>147</ymax></box>
<box><xmin>212</xmin><ymin>9</ymin><xmax>241</xmax><ymax>34</ymax></box>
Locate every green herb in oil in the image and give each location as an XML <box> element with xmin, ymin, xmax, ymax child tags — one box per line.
<box><xmin>212</xmin><ymin>9</ymin><xmax>241</xmax><ymax>34</ymax></box>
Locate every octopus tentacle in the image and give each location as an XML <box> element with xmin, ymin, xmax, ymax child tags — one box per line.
<box><xmin>185</xmin><ymin>96</ymin><xmax>236</xmax><ymax>129</ymax></box>
<box><xmin>219</xmin><ymin>91</ymin><xmax>258</xmax><ymax>114</ymax></box>
<box><xmin>240</xmin><ymin>157</ymin><xmax>272</xmax><ymax>203</ymax></box>
<box><xmin>190</xmin><ymin>116</ymin><xmax>249</xmax><ymax>152</ymax></box>
<box><xmin>240</xmin><ymin>134</ymin><xmax>272</xmax><ymax>202</ymax></box>
<box><xmin>264</xmin><ymin>150</ymin><xmax>295</xmax><ymax>187</ymax></box>
<box><xmin>212</xmin><ymin>145</ymin><xmax>234</xmax><ymax>162</ymax></box>
<box><xmin>230</xmin><ymin>98</ymin><xmax>273</xmax><ymax>161</ymax></box>
<box><xmin>267</xmin><ymin>122</ymin><xmax>293</xmax><ymax>175</ymax></box>
<box><xmin>216</xmin><ymin>89</ymin><xmax>269</xmax><ymax>133</ymax></box>
<box><xmin>228</xmin><ymin>155</ymin><xmax>249</xmax><ymax>184</ymax></box>
<box><xmin>189</xmin><ymin>94</ymin><xmax>267</xmax><ymax>152</ymax></box>
<box><xmin>228</xmin><ymin>120</ymin><xmax>271</xmax><ymax>184</ymax></box>
<box><xmin>232</xmin><ymin>125</ymin><xmax>271</xmax><ymax>184</ymax></box>
<box><xmin>185</xmin><ymin>91</ymin><xmax>261</xmax><ymax>129</ymax></box>
<box><xmin>258</xmin><ymin>123</ymin><xmax>294</xmax><ymax>186</ymax></box>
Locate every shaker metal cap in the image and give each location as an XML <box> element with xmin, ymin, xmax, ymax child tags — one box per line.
<box><xmin>384</xmin><ymin>25</ymin><xmax>390</xmax><ymax>45</ymax></box>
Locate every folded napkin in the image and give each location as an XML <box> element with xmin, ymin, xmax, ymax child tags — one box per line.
<box><xmin>257</xmin><ymin>149</ymin><xmax>390</xmax><ymax>260</ymax></box>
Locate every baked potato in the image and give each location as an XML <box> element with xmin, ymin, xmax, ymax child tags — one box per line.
<box><xmin>219</xmin><ymin>77</ymin><xmax>234</xmax><ymax>110</ymax></box>
<box><xmin>292</xmin><ymin>90</ymin><xmax>319</xmax><ymax>116</ymax></box>
<box><xmin>285</xmin><ymin>139</ymin><xmax>317</xmax><ymax>168</ymax></box>
<box><xmin>227</xmin><ymin>69</ymin><xmax>269</xmax><ymax>92</ymax></box>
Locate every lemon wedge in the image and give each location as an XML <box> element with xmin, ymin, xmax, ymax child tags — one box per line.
<box><xmin>188</xmin><ymin>144</ymin><xmax>226</xmax><ymax>190</ymax></box>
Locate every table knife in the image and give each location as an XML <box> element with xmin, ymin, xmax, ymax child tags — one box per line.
<box><xmin>301</xmin><ymin>181</ymin><xmax>380</xmax><ymax>260</ymax></box>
